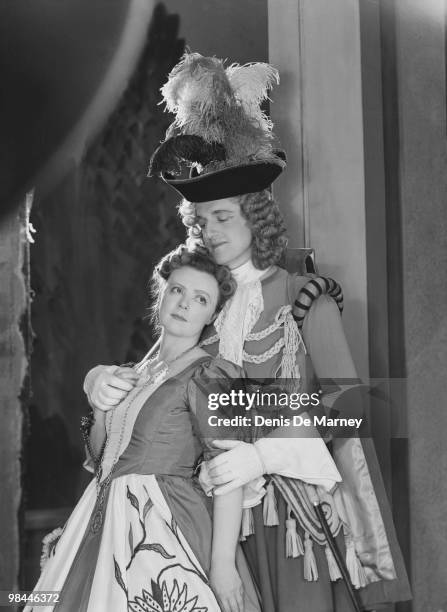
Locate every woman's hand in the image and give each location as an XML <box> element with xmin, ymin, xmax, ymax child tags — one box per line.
<box><xmin>210</xmin><ymin>562</ymin><xmax>244</xmax><ymax>612</ymax></box>
<box><xmin>85</xmin><ymin>365</ymin><xmax>138</xmax><ymax>412</ymax></box>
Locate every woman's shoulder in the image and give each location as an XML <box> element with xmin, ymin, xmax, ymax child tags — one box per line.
<box><xmin>185</xmin><ymin>355</ymin><xmax>245</xmax><ymax>415</ymax></box>
<box><xmin>190</xmin><ymin>353</ymin><xmax>245</xmax><ymax>381</ymax></box>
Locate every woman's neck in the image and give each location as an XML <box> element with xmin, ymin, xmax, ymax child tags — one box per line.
<box><xmin>158</xmin><ymin>331</ymin><xmax>199</xmax><ymax>363</ymax></box>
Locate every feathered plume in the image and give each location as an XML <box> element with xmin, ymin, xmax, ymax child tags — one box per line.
<box><xmin>149</xmin><ymin>135</ymin><xmax>226</xmax><ymax>177</ymax></box>
<box><xmin>159</xmin><ymin>52</ymin><xmax>279</xmax><ymax>163</ymax></box>
<box><xmin>226</xmin><ymin>63</ymin><xmax>279</xmax><ymax>133</ymax></box>
<box><xmin>161</xmin><ymin>53</ymin><xmax>234</xmax><ymax>144</ymax></box>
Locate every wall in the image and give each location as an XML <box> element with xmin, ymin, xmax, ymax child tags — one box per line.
<box><xmin>162</xmin><ymin>0</ymin><xmax>268</xmax><ymax>62</ymax></box>
<box><xmin>268</xmin><ymin>1</ymin><xmax>447</xmax><ymax>608</ymax></box>
<box><xmin>269</xmin><ymin>0</ymin><xmax>370</xmax><ymax>378</ymax></box>
<box><xmin>0</xmin><ymin>209</ymin><xmax>26</xmax><ymax>591</ymax></box>
<box><xmin>395</xmin><ymin>1</ymin><xmax>447</xmax><ymax>609</ymax></box>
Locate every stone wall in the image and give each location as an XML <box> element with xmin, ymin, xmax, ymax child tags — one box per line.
<box><xmin>0</xmin><ymin>208</ymin><xmax>26</xmax><ymax>590</ymax></box>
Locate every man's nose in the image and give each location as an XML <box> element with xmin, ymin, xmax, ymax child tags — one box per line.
<box><xmin>203</xmin><ymin>220</ymin><xmax>218</xmax><ymax>241</ymax></box>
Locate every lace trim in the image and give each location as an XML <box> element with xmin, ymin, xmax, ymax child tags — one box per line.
<box><xmin>200</xmin><ymin>333</ymin><xmax>286</xmax><ymax>364</ymax></box>
<box><xmin>243</xmin><ymin>338</ymin><xmax>285</xmax><ymax>363</ymax></box>
<box><xmin>214</xmin><ymin>276</ymin><xmax>264</xmax><ymax>366</ymax></box>
<box><xmin>200</xmin><ymin>306</ymin><xmax>306</xmax><ymax>372</ymax></box>
<box><xmin>246</xmin><ymin>305</ymin><xmax>290</xmax><ymax>340</ymax></box>
<box><xmin>200</xmin><ymin>333</ymin><xmax>219</xmax><ymax>346</ymax></box>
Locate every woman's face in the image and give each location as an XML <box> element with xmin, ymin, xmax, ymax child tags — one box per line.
<box><xmin>195</xmin><ymin>198</ymin><xmax>252</xmax><ymax>269</ymax></box>
<box><xmin>159</xmin><ymin>266</ymin><xmax>220</xmax><ymax>339</ymax></box>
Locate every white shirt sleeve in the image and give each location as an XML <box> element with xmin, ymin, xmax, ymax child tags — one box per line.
<box><xmin>254</xmin><ymin>436</ymin><xmax>342</xmax><ymax>492</ymax></box>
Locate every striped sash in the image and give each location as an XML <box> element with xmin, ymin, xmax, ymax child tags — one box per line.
<box><xmin>293</xmin><ymin>276</ymin><xmax>344</xmax><ymax>330</ymax></box>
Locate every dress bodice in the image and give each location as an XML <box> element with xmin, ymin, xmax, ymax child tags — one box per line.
<box><xmin>112</xmin><ymin>357</ymin><xmax>245</xmax><ymax>480</ymax></box>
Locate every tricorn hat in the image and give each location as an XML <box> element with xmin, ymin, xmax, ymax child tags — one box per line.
<box><xmin>148</xmin><ymin>52</ymin><xmax>286</xmax><ymax>202</ymax></box>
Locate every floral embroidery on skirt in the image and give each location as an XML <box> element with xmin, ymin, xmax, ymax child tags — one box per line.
<box><xmin>26</xmin><ymin>475</ymin><xmax>221</xmax><ymax>612</ymax></box>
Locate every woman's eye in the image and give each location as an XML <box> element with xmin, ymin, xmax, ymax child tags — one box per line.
<box><xmin>217</xmin><ymin>216</ymin><xmax>230</xmax><ymax>223</ymax></box>
<box><xmin>170</xmin><ymin>286</ymin><xmax>182</xmax><ymax>294</ymax></box>
<box><xmin>196</xmin><ymin>295</ymin><xmax>207</xmax><ymax>305</ymax></box>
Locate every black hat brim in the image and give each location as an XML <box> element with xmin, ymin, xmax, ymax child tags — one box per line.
<box><xmin>161</xmin><ymin>153</ymin><xmax>286</xmax><ymax>203</ymax></box>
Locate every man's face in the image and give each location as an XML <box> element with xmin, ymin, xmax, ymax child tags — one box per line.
<box><xmin>195</xmin><ymin>198</ymin><xmax>252</xmax><ymax>269</ymax></box>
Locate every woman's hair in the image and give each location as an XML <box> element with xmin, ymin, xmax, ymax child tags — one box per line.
<box><xmin>150</xmin><ymin>244</ymin><xmax>236</xmax><ymax>329</ymax></box>
<box><xmin>178</xmin><ymin>190</ymin><xmax>288</xmax><ymax>270</ymax></box>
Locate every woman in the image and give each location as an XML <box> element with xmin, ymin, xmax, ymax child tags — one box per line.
<box><xmin>85</xmin><ymin>52</ymin><xmax>411</xmax><ymax>611</ymax></box>
<box><xmin>27</xmin><ymin>245</ymin><xmax>261</xmax><ymax>612</ymax></box>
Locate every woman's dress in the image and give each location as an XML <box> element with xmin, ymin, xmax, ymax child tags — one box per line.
<box><xmin>200</xmin><ymin>266</ymin><xmax>411</xmax><ymax>612</ymax></box>
<box><xmin>26</xmin><ymin>357</ymin><xmax>260</xmax><ymax>612</ymax></box>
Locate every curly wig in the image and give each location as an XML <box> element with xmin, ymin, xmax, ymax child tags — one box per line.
<box><xmin>178</xmin><ymin>190</ymin><xmax>288</xmax><ymax>270</ymax></box>
<box><xmin>150</xmin><ymin>244</ymin><xmax>236</xmax><ymax>330</ymax></box>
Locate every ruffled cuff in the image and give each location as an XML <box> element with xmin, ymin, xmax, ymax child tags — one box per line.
<box><xmin>254</xmin><ymin>437</ymin><xmax>342</xmax><ymax>492</ymax></box>
<box><xmin>241</xmin><ymin>477</ymin><xmax>266</xmax><ymax>508</ymax></box>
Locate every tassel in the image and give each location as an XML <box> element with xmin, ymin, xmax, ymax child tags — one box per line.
<box><xmin>279</xmin><ymin>312</ymin><xmax>305</xmax><ymax>381</ymax></box>
<box><xmin>303</xmin><ymin>532</ymin><xmax>318</xmax><ymax>581</ymax></box>
<box><xmin>325</xmin><ymin>545</ymin><xmax>342</xmax><ymax>581</ymax></box>
<box><xmin>285</xmin><ymin>505</ymin><xmax>304</xmax><ymax>558</ymax></box>
<box><xmin>345</xmin><ymin>537</ymin><xmax>368</xmax><ymax>589</ymax></box>
<box><xmin>242</xmin><ymin>507</ymin><xmax>255</xmax><ymax>538</ymax></box>
<box><xmin>263</xmin><ymin>481</ymin><xmax>279</xmax><ymax>526</ymax></box>
<box><xmin>285</xmin><ymin>519</ymin><xmax>304</xmax><ymax>558</ymax></box>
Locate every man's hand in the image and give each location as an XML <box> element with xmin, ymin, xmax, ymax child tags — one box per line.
<box><xmin>210</xmin><ymin>562</ymin><xmax>244</xmax><ymax>612</ymax></box>
<box><xmin>208</xmin><ymin>440</ymin><xmax>265</xmax><ymax>496</ymax></box>
<box><xmin>85</xmin><ymin>365</ymin><xmax>138</xmax><ymax>412</ymax></box>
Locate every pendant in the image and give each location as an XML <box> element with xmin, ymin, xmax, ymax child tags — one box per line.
<box><xmin>91</xmin><ymin>509</ymin><xmax>103</xmax><ymax>534</ymax></box>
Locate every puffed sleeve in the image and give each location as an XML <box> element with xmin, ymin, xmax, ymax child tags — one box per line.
<box><xmin>188</xmin><ymin>358</ymin><xmax>266</xmax><ymax>507</ymax></box>
<box><xmin>186</xmin><ymin>357</ymin><xmax>250</xmax><ymax>461</ymax></box>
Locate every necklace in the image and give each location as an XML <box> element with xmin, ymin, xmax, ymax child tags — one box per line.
<box><xmin>135</xmin><ymin>342</ymin><xmax>198</xmax><ymax>377</ymax></box>
<box><xmin>90</xmin><ymin>343</ymin><xmax>198</xmax><ymax>534</ymax></box>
